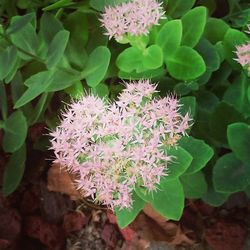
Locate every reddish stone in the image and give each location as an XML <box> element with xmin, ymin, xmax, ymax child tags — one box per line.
<box><xmin>120</xmin><ymin>227</ymin><xmax>136</xmax><ymax>242</ymax></box>
<box><xmin>205</xmin><ymin>220</ymin><xmax>247</xmax><ymax>250</ymax></box>
<box><xmin>21</xmin><ymin>189</ymin><xmax>40</xmax><ymax>214</ymax></box>
<box><xmin>25</xmin><ymin>215</ymin><xmax>65</xmax><ymax>250</ymax></box>
<box><xmin>0</xmin><ymin>239</ymin><xmax>10</xmax><ymax>249</ymax></box>
<box><xmin>63</xmin><ymin>211</ymin><xmax>88</xmax><ymax>234</ymax></box>
<box><xmin>101</xmin><ymin>224</ymin><xmax>119</xmax><ymax>248</ymax></box>
<box><xmin>107</xmin><ymin>211</ymin><xmax>117</xmax><ymax>224</ymax></box>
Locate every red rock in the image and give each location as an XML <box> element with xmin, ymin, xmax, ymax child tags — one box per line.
<box><xmin>25</xmin><ymin>215</ymin><xmax>65</xmax><ymax>250</ymax></box>
<box><xmin>101</xmin><ymin>224</ymin><xmax>119</xmax><ymax>248</ymax></box>
<box><xmin>107</xmin><ymin>211</ymin><xmax>117</xmax><ymax>224</ymax></box>
<box><xmin>205</xmin><ymin>220</ymin><xmax>247</xmax><ymax>250</ymax></box>
<box><xmin>20</xmin><ymin>189</ymin><xmax>40</xmax><ymax>214</ymax></box>
<box><xmin>63</xmin><ymin>211</ymin><xmax>88</xmax><ymax>234</ymax></box>
<box><xmin>0</xmin><ymin>239</ymin><xmax>10</xmax><ymax>249</ymax></box>
<box><xmin>120</xmin><ymin>227</ymin><xmax>136</xmax><ymax>242</ymax></box>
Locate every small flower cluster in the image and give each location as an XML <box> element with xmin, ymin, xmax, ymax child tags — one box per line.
<box><xmin>235</xmin><ymin>25</ymin><xmax>250</xmax><ymax>74</ymax></box>
<box><xmin>100</xmin><ymin>0</ymin><xmax>165</xmax><ymax>40</ymax></box>
<box><xmin>50</xmin><ymin>80</ymin><xmax>191</xmax><ymax>210</ymax></box>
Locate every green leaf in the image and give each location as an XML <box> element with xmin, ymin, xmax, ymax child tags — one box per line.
<box><xmin>166</xmin><ymin>46</ymin><xmax>206</xmax><ymax>80</ymax></box>
<box><xmin>223</xmin><ymin>28</ymin><xmax>248</xmax><ymax>68</ymax></box>
<box><xmin>14</xmin><ymin>71</ymin><xmax>53</xmax><ymax>108</ymax></box>
<box><xmin>89</xmin><ymin>0</ymin><xmax>129</xmax><ymax>11</ymax></box>
<box><xmin>179</xmin><ymin>96</ymin><xmax>196</xmax><ymax>119</ymax></box>
<box><xmin>10</xmin><ymin>23</ymin><xmax>38</xmax><ymax>56</ymax></box>
<box><xmin>180</xmin><ymin>171</ymin><xmax>208</xmax><ymax>199</ymax></box>
<box><xmin>142</xmin><ymin>45</ymin><xmax>163</xmax><ymax>70</ymax></box>
<box><xmin>0</xmin><ymin>46</ymin><xmax>18</xmax><ymax>80</ymax></box>
<box><xmin>46</xmin><ymin>30</ymin><xmax>70</xmax><ymax>68</ymax></box>
<box><xmin>227</xmin><ymin>123</ymin><xmax>250</xmax><ymax>163</ymax></box>
<box><xmin>28</xmin><ymin>93</ymin><xmax>49</xmax><ymax>125</ymax></box>
<box><xmin>145</xmin><ymin>178</ymin><xmax>185</xmax><ymax>220</ymax></box>
<box><xmin>165</xmin><ymin>0</ymin><xmax>196</xmax><ymax>18</ymax></box>
<box><xmin>179</xmin><ymin>136</ymin><xmax>214</xmax><ymax>175</ymax></box>
<box><xmin>0</xmin><ymin>82</ymin><xmax>7</xmax><ymax>119</ymax></box>
<box><xmin>83</xmin><ymin>46</ymin><xmax>111</xmax><ymax>87</ymax></box>
<box><xmin>223</xmin><ymin>73</ymin><xmax>250</xmax><ymax>116</ymax></box>
<box><xmin>65</xmin><ymin>81</ymin><xmax>84</xmax><ymax>98</ymax></box>
<box><xmin>204</xmin><ymin>17</ymin><xmax>230</xmax><ymax>44</ymax></box>
<box><xmin>43</xmin><ymin>0</ymin><xmax>73</xmax><ymax>11</ymax></box>
<box><xmin>115</xmin><ymin>192</ymin><xmax>145</xmax><ymax>228</ymax></box>
<box><xmin>165</xmin><ymin>146</ymin><xmax>193</xmax><ymax>180</ymax></box>
<box><xmin>40</xmin><ymin>12</ymin><xmax>64</xmax><ymax>45</ymax></box>
<box><xmin>213</xmin><ymin>153</ymin><xmax>250</xmax><ymax>193</ymax></box>
<box><xmin>6</xmin><ymin>12</ymin><xmax>35</xmax><ymax>35</ymax></box>
<box><xmin>64</xmin><ymin>11</ymin><xmax>88</xmax><ymax>47</ymax></box>
<box><xmin>156</xmin><ymin>20</ymin><xmax>182</xmax><ymax>60</ymax></box>
<box><xmin>209</xmin><ymin>102</ymin><xmax>245</xmax><ymax>145</ymax></box>
<box><xmin>2</xmin><ymin>110</ymin><xmax>27</xmax><ymax>153</ymax></box>
<box><xmin>196</xmin><ymin>38</ymin><xmax>220</xmax><ymax>72</ymax></box>
<box><xmin>116</xmin><ymin>47</ymin><xmax>142</xmax><ymax>73</ymax></box>
<box><xmin>181</xmin><ymin>7</ymin><xmax>207</xmax><ymax>48</ymax></box>
<box><xmin>92</xmin><ymin>83</ymin><xmax>109</xmax><ymax>98</ymax></box>
<box><xmin>3</xmin><ymin>144</ymin><xmax>26</xmax><ymax>196</ymax></box>
<box><xmin>202</xmin><ymin>185</ymin><xmax>229</xmax><ymax>207</ymax></box>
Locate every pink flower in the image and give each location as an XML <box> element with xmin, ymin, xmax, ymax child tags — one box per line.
<box><xmin>235</xmin><ymin>42</ymin><xmax>250</xmax><ymax>73</ymax></box>
<box><xmin>50</xmin><ymin>80</ymin><xmax>191</xmax><ymax>210</ymax></box>
<box><xmin>100</xmin><ymin>0</ymin><xmax>165</xmax><ymax>40</ymax></box>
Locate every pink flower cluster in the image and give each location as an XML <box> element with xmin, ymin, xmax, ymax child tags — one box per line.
<box><xmin>50</xmin><ymin>80</ymin><xmax>191</xmax><ymax>210</ymax></box>
<box><xmin>235</xmin><ymin>43</ymin><xmax>250</xmax><ymax>73</ymax></box>
<box><xmin>100</xmin><ymin>0</ymin><xmax>165</xmax><ymax>40</ymax></box>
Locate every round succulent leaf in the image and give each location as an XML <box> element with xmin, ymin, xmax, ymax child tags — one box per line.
<box><xmin>180</xmin><ymin>171</ymin><xmax>208</xmax><ymax>199</ymax></box>
<box><xmin>213</xmin><ymin>153</ymin><xmax>250</xmax><ymax>193</ymax></box>
<box><xmin>3</xmin><ymin>110</ymin><xmax>28</xmax><ymax>153</ymax></box>
<box><xmin>227</xmin><ymin>122</ymin><xmax>250</xmax><ymax>163</ymax></box>
<box><xmin>166</xmin><ymin>46</ymin><xmax>206</xmax><ymax>80</ymax></box>
<box><xmin>179</xmin><ymin>136</ymin><xmax>214</xmax><ymax>174</ymax></box>
<box><xmin>142</xmin><ymin>45</ymin><xmax>163</xmax><ymax>70</ymax></box>
<box><xmin>181</xmin><ymin>6</ymin><xmax>207</xmax><ymax>48</ymax></box>
<box><xmin>165</xmin><ymin>146</ymin><xmax>193</xmax><ymax>180</ymax></box>
<box><xmin>156</xmin><ymin>20</ymin><xmax>182</xmax><ymax>60</ymax></box>
<box><xmin>115</xmin><ymin>192</ymin><xmax>145</xmax><ymax>228</ymax></box>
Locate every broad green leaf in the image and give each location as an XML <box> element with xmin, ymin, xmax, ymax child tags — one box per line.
<box><xmin>156</xmin><ymin>20</ymin><xmax>182</xmax><ymax>60</ymax></box>
<box><xmin>181</xmin><ymin>7</ymin><xmax>207</xmax><ymax>48</ymax></box>
<box><xmin>180</xmin><ymin>171</ymin><xmax>208</xmax><ymax>199</ymax></box>
<box><xmin>14</xmin><ymin>71</ymin><xmax>53</xmax><ymax>108</ymax></box>
<box><xmin>46</xmin><ymin>30</ymin><xmax>70</xmax><ymax>68</ymax></box>
<box><xmin>179</xmin><ymin>96</ymin><xmax>196</xmax><ymax>119</ymax></box>
<box><xmin>43</xmin><ymin>0</ymin><xmax>73</xmax><ymax>10</ymax></box>
<box><xmin>165</xmin><ymin>146</ymin><xmax>193</xmax><ymax>180</ymax></box>
<box><xmin>92</xmin><ymin>83</ymin><xmax>109</xmax><ymax>98</ymax></box>
<box><xmin>115</xmin><ymin>192</ymin><xmax>145</xmax><ymax>228</ymax></box>
<box><xmin>165</xmin><ymin>0</ymin><xmax>195</xmax><ymax>18</ymax></box>
<box><xmin>89</xmin><ymin>0</ymin><xmax>129</xmax><ymax>11</ymax></box>
<box><xmin>118</xmin><ymin>67</ymin><xmax>165</xmax><ymax>80</ymax></box>
<box><xmin>83</xmin><ymin>46</ymin><xmax>111</xmax><ymax>87</ymax></box>
<box><xmin>116</xmin><ymin>47</ymin><xmax>142</xmax><ymax>73</ymax></box>
<box><xmin>6</xmin><ymin>12</ymin><xmax>35</xmax><ymax>35</ymax></box>
<box><xmin>174</xmin><ymin>81</ymin><xmax>199</xmax><ymax>96</ymax></box>
<box><xmin>2</xmin><ymin>110</ymin><xmax>27</xmax><ymax>153</ymax></box>
<box><xmin>0</xmin><ymin>82</ymin><xmax>7</xmax><ymax>119</ymax></box>
<box><xmin>213</xmin><ymin>153</ymin><xmax>250</xmax><ymax>193</ymax></box>
<box><xmin>142</xmin><ymin>45</ymin><xmax>163</xmax><ymax>70</ymax></box>
<box><xmin>0</xmin><ymin>46</ymin><xmax>18</xmax><ymax>80</ymax></box>
<box><xmin>10</xmin><ymin>23</ymin><xmax>38</xmax><ymax>56</ymax></box>
<box><xmin>227</xmin><ymin>123</ymin><xmax>250</xmax><ymax>163</ymax></box>
<box><xmin>196</xmin><ymin>38</ymin><xmax>220</xmax><ymax>72</ymax></box>
<box><xmin>179</xmin><ymin>136</ymin><xmax>214</xmax><ymax>174</ymax></box>
<box><xmin>3</xmin><ymin>144</ymin><xmax>26</xmax><ymax>196</ymax></box>
<box><xmin>28</xmin><ymin>93</ymin><xmax>49</xmax><ymax>125</ymax></box>
<box><xmin>146</xmin><ymin>178</ymin><xmax>185</xmax><ymax>220</ymax></box>
<box><xmin>166</xmin><ymin>46</ymin><xmax>206</xmax><ymax>80</ymax></box>
<box><xmin>209</xmin><ymin>102</ymin><xmax>245</xmax><ymax>145</ymax></box>
<box><xmin>204</xmin><ymin>18</ymin><xmax>230</xmax><ymax>44</ymax></box>
<box><xmin>223</xmin><ymin>28</ymin><xmax>248</xmax><ymax>68</ymax></box>
<box><xmin>202</xmin><ymin>185</ymin><xmax>229</xmax><ymax>207</ymax></box>
<box><xmin>223</xmin><ymin>73</ymin><xmax>250</xmax><ymax>116</ymax></box>
<box><xmin>65</xmin><ymin>81</ymin><xmax>84</xmax><ymax>98</ymax></box>
<box><xmin>40</xmin><ymin>12</ymin><xmax>63</xmax><ymax>45</ymax></box>
<box><xmin>65</xmin><ymin>11</ymin><xmax>88</xmax><ymax>47</ymax></box>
